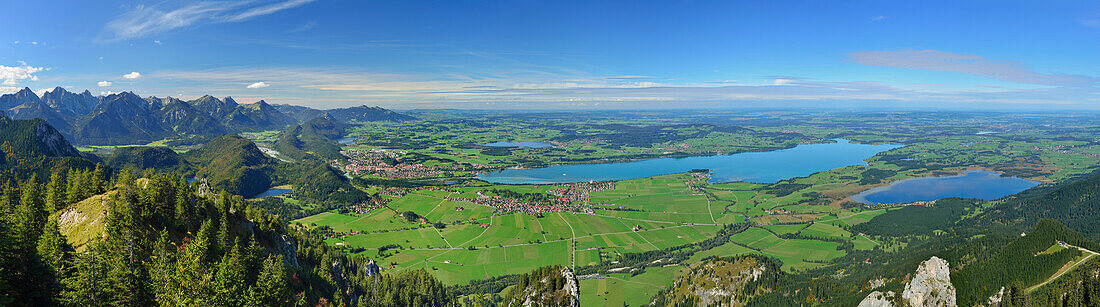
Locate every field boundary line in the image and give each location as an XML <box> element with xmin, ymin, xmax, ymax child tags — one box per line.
<box><xmin>558</xmin><ymin>212</ymin><xmax>577</xmax><ymax>269</ymax></box>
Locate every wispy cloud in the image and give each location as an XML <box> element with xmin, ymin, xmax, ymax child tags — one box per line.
<box><xmin>139</xmin><ymin>66</ymin><xmax>1098</xmax><ymax>109</ymax></box>
<box><xmin>287</xmin><ymin>21</ymin><xmax>317</xmax><ymax>33</ymax></box>
<box><xmin>1082</xmin><ymin>18</ymin><xmax>1100</xmax><ymax>28</ymax></box>
<box><xmin>100</xmin><ymin>0</ymin><xmax>316</xmax><ymax>42</ymax></box>
<box><xmin>847</xmin><ymin>49</ymin><xmax>1098</xmax><ymax>87</ymax></box>
<box><xmin>871</xmin><ymin>16</ymin><xmax>886</xmax><ymax>21</ymax></box>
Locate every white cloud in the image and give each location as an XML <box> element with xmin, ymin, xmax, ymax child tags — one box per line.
<box><xmin>0</xmin><ymin>63</ymin><xmax>45</xmax><ymax>86</ymax></box>
<box><xmin>100</xmin><ymin>0</ymin><xmax>316</xmax><ymax>42</ymax></box>
<box><xmin>848</xmin><ymin>49</ymin><xmax>1098</xmax><ymax>87</ymax></box>
<box><xmin>122</xmin><ymin>71</ymin><xmax>142</xmax><ymax>79</ymax></box>
<box><xmin>100</xmin><ymin>91</ymin><xmax>118</xmax><ymax>96</ymax></box>
<box><xmin>773</xmin><ymin>78</ymin><xmax>795</xmax><ymax>85</ymax></box>
<box><xmin>154</xmin><ymin>40</ymin><xmax>162</xmax><ymax>45</ymax></box>
<box><xmin>246</xmin><ymin>81</ymin><xmax>270</xmax><ymax>89</ymax></box>
<box><xmin>12</xmin><ymin>41</ymin><xmax>18</xmax><ymax>44</ymax></box>
<box><xmin>98</xmin><ymin>81</ymin><xmax>112</xmax><ymax>87</ymax></box>
<box><xmin>871</xmin><ymin>16</ymin><xmax>886</xmax><ymax>21</ymax></box>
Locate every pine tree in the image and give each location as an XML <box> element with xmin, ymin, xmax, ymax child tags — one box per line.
<box><xmin>36</xmin><ymin>218</ymin><xmax>73</xmax><ymax>303</ymax></box>
<box><xmin>212</xmin><ymin>245</ymin><xmax>248</xmax><ymax>306</ymax></box>
<box><xmin>176</xmin><ymin>220</ymin><xmax>215</xmax><ymax>304</ymax></box>
<box><xmin>150</xmin><ymin>229</ymin><xmax>180</xmax><ymax>305</ymax></box>
<box><xmin>44</xmin><ymin>171</ymin><xmax>65</xmax><ymax>214</ymax></box>
<box><xmin>249</xmin><ymin>255</ymin><xmax>293</xmax><ymax>306</ymax></box>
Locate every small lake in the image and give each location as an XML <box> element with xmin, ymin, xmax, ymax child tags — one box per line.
<box><xmin>850</xmin><ymin>169</ymin><xmax>1039</xmax><ymax>204</ymax></box>
<box><xmin>253</xmin><ymin>188</ymin><xmax>292</xmax><ymax>198</ymax></box>
<box><xmin>477</xmin><ymin>139</ymin><xmax>901</xmax><ymax>184</ymax></box>
<box><xmin>481</xmin><ymin>141</ymin><xmax>555</xmax><ymax>148</ymax></box>
<box><xmin>337</xmin><ymin>137</ymin><xmax>357</xmax><ymax>145</ymax></box>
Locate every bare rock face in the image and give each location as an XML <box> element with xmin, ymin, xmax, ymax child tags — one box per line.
<box><xmin>521</xmin><ymin>266</ymin><xmax>580</xmax><ymax>307</ymax></box>
<box><xmin>902</xmin><ymin>256</ymin><xmax>956</xmax><ymax>307</ymax></box>
<box><xmin>858</xmin><ymin>291</ymin><xmax>897</xmax><ymax>307</ymax></box>
<box><xmin>363</xmin><ymin>259</ymin><xmax>380</xmax><ymax>277</ymax></box>
<box><xmin>858</xmin><ymin>256</ymin><xmax>957</xmax><ymax>307</ymax></box>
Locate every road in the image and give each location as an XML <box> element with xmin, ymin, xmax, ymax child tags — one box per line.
<box><xmin>1026</xmin><ymin>244</ymin><xmax>1099</xmax><ymax>292</ymax></box>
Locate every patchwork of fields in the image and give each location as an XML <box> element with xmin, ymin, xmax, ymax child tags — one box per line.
<box><xmin>292</xmin><ymin>171</ymin><xmax>888</xmax><ymax>303</ymax></box>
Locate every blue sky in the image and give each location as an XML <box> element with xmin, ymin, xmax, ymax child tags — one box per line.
<box><xmin>1</xmin><ymin>0</ymin><xmax>1097</xmax><ymax>109</ymax></box>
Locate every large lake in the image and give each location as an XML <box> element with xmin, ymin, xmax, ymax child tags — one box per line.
<box><xmin>850</xmin><ymin>169</ymin><xmax>1039</xmax><ymax>204</ymax></box>
<box><xmin>477</xmin><ymin>139</ymin><xmax>901</xmax><ymax>184</ymax></box>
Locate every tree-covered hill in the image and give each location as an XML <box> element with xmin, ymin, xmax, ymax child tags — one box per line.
<box><xmin>0</xmin><ymin>117</ymin><xmax>94</xmax><ymax>182</ymax></box>
<box><xmin>183</xmin><ymin>134</ymin><xmax>277</xmax><ymax>197</ymax></box>
<box><xmin>105</xmin><ymin>146</ymin><xmax>194</xmax><ymax>175</ymax></box>
<box><xmin>971</xmin><ymin>169</ymin><xmax>1100</xmax><ymax>241</ymax></box>
<box><xmin>274</xmin><ymin>116</ymin><xmax>348</xmax><ymax>161</ymax></box>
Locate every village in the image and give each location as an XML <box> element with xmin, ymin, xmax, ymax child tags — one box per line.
<box><xmin>339</xmin><ymin>148</ymin><xmax>490</xmax><ymax>179</ymax></box>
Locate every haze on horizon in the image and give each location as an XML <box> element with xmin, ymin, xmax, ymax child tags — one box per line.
<box><xmin>1</xmin><ymin>0</ymin><xmax>1098</xmax><ymax>110</ymax></box>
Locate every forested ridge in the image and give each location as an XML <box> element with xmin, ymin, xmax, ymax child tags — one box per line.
<box><xmin>0</xmin><ymin>163</ymin><xmax>452</xmax><ymax>306</ymax></box>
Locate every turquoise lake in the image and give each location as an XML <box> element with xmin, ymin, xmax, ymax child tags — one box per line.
<box><xmin>477</xmin><ymin>139</ymin><xmax>901</xmax><ymax>184</ymax></box>
<box><xmin>850</xmin><ymin>169</ymin><xmax>1039</xmax><ymax>204</ymax></box>
<box><xmin>481</xmin><ymin>141</ymin><xmax>555</xmax><ymax>148</ymax></box>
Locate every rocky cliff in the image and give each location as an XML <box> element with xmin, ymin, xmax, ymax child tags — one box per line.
<box><xmin>858</xmin><ymin>256</ymin><xmax>957</xmax><ymax>307</ymax></box>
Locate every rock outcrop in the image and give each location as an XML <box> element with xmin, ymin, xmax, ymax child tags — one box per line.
<box><xmin>903</xmin><ymin>257</ymin><xmax>956</xmax><ymax>307</ymax></box>
<box><xmin>859</xmin><ymin>291</ymin><xmax>897</xmax><ymax>307</ymax></box>
<box><xmin>858</xmin><ymin>256</ymin><xmax>957</xmax><ymax>307</ymax></box>
<box><xmin>506</xmin><ymin>265</ymin><xmax>580</xmax><ymax>307</ymax></box>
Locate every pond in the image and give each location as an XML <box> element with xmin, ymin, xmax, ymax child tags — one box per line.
<box><xmin>481</xmin><ymin>141</ymin><xmax>555</xmax><ymax>148</ymax></box>
<box><xmin>477</xmin><ymin>139</ymin><xmax>901</xmax><ymax>184</ymax></box>
<box><xmin>253</xmin><ymin>188</ymin><xmax>292</xmax><ymax>198</ymax></box>
<box><xmin>849</xmin><ymin>169</ymin><xmax>1040</xmax><ymax>205</ymax></box>
<box><xmin>337</xmin><ymin>137</ymin><xmax>357</xmax><ymax>145</ymax></box>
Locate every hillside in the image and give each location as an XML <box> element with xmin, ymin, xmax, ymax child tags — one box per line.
<box><xmin>105</xmin><ymin>146</ymin><xmax>194</xmax><ymax>174</ymax></box>
<box><xmin>184</xmin><ymin>134</ymin><xmax>277</xmax><ymax>197</ymax></box>
<box><xmin>0</xmin><ymin>117</ymin><xmax>93</xmax><ymax>181</ymax></box>
<box><xmin>971</xmin><ymin>169</ymin><xmax>1100</xmax><ymax>241</ymax></box>
<box><xmin>274</xmin><ymin>116</ymin><xmax>348</xmax><ymax>161</ymax></box>
<box><xmin>951</xmin><ymin>219</ymin><xmax>1099</xmax><ymax>305</ymax></box>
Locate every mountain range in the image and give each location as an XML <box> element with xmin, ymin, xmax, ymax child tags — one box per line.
<box><xmin>0</xmin><ymin>87</ymin><xmax>415</xmax><ymax>145</ymax></box>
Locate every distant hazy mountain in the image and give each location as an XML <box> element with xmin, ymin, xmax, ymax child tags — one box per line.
<box><xmin>326</xmin><ymin>105</ymin><xmax>415</xmax><ymax>122</ymax></box>
<box><xmin>273</xmin><ymin>104</ymin><xmax>327</xmax><ymax>123</ymax></box>
<box><xmin>75</xmin><ymin>92</ymin><xmax>171</xmax><ymax>145</ymax></box>
<box><xmin>41</xmin><ymin>87</ymin><xmax>100</xmax><ymax>116</ymax></box>
<box><xmin>150</xmin><ymin>96</ymin><xmax>227</xmax><ymax>135</ymax></box>
<box><xmin>188</xmin><ymin>95</ymin><xmax>239</xmax><ymax>119</ymax></box>
<box><xmin>1</xmin><ymin>87</ymin><xmax>413</xmax><ymax>145</ymax></box>
<box><xmin>221</xmin><ymin>100</ymin><xmax>297</xmax><ymax>131</ymax></box>
<box><xmin>0</xmin><ymin>87</ymin><xmax>44</xmax><ymax>110</ymax></box>
<box><xmin>7</xmin><ymin>96</ymin><xmax>72</xmax><ymax>132</ymax></box>
<box><xmin>274</xmin><ymin>104</ymin><xmax>415</xmax><ymax>123</ymax></box>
